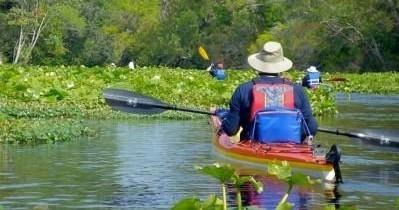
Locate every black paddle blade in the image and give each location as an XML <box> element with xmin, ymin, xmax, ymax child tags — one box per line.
<box><xmin>103</xmin><ymin>88</ymin><xmax>168</xmax><ymax>115</ymax></box>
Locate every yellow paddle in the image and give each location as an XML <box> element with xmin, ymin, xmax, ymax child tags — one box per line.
<box><xmin>198</xmin><ymin>46</ymin><xmax>210</xmax><ymax>61</ymax></box>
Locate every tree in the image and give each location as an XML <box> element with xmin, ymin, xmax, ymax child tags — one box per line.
<box><xmin>265</xmin><ymin>0</ymin><xmax>399</xmax><ymax>71</ymax></box>
<box><xmin>6</xmin><ymin>0</ymin><xmax>47</xmax><ymax>64</ymax></box>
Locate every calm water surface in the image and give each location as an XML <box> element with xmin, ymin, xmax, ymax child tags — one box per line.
<box><xmin>0</xmin><ymin>94</ymin><xmax>398</xmax><ymax>209</ymax></box>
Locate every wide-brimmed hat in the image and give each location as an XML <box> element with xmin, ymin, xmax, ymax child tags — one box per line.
<box><xmin>306</xmin><ymin>66</ymin><xmax>318</xmax><ymax>72</ymax></box>
<box><xmin>247</xmin><ymin>41</ymin><xmax>292</xmax><ymax>73</ymax></box>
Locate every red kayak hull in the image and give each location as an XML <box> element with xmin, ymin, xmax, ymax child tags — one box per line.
<box><xmin>210</xmin><ymin>115</ymin><xmax>335</xmax><ymax>179</ymax></box>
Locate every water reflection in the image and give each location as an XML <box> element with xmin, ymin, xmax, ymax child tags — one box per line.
<box><xmin>236</xmin><ymin>176</ymin><xmax>312</xmax><ymax>209</ymax></box>
<box><xmin>224</xmin><ymin>175</ymin><xmax>344</xmax><ymax>210</ymax></box>
<box><xmin>0</xmin><ymin>94</ymin><xmax>398</xmax><ymax>209</ymax></box>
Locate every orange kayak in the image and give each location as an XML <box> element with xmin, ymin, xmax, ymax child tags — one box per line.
<box><xmin>210</xmin><ymin>115</ymin><xmax>336</xmax><ymax>181</ymax></box>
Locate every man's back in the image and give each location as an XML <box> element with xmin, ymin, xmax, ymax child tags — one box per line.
<box><xmin>221</xmin><ymin>75</ymin><xmax>317</xmax><ymax>140</ymax></box>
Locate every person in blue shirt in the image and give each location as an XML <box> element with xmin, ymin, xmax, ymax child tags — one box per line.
<box><xmin>207</xmin><ymin>61</ymin><xmax>226</xmax><ymax>80</ymax></box>
<box><xmin>216</xmin><ymin>41</ymin><xmax>317</xmax><ymax>144</ymax></box>
<box><xmin>302</xmin><ymin>66</ymin><xmax>322</xmax><ymax>89</ymax></box>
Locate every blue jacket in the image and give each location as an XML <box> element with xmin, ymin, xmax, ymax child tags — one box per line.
<box><xmin>302</xmin><ymin>72</ymin><xmax>322</xmax><ymax>89</ymax></box>
<box><xmin>210</xmin><ymin>68</ymin><xmax>226</xmax><ymax>80</ymax></box>
<box><xmin>221</xmin><ymin>75</ymin><xmax>318</xmax><ymax>140</ymax></box>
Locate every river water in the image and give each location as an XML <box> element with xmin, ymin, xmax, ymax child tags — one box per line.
<box><xmin>0</xmin><ymin>94</ymin><xmax>398</xmax><ymax>209</ymax></box>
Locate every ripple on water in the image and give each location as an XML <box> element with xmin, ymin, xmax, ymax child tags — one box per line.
<box><xmin>0</xmin><ymin>183</ymin><xmax>42</xmax><ymax>190</ymax></box>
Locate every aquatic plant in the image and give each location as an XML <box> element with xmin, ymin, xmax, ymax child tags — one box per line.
<box><xmin>172</xmin><ymin>163</ymin><xmax>263</xmax><ymax>210</ymax></box>
<box><xmin>196</xmin><ymin>163</ymin><xmax>263</xmax><ymax>210</ymax></box>
<box><xmin>1</xmin><ymin>65</ymin><xmax>396</xmax><ymax>144</ymax></box>
<box><xmin>0</xmin><ymin>118</ymin><xmax>95</xmax><ymax>144</ymax></box>
<box><xmin>267</xmin><ymin>161</ymin><xmax>320</xmax><ymax>210</ymax></box>
<box><xmin>331</xmin><ymin>72</ymin><xmax>399</xmax><ymax>94</ymax></box>
<box><xmin>171</xmin><ymin>195</ymin><xmax>224</xmax><ymax>210</ymax></box>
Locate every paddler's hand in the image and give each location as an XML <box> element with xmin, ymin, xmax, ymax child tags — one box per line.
<box><xmin>206</xmin><ymin>63</ymin><xmax>214</xmax><ymax>71</ymax></box>
<box><xmin>303</xmin><ymin>135</ymin><xmax>314</xmax><ymax>146</ymax></box>
<box><xmin>217</xmin><ymin>127</ymin><xmax>224</xmax><ymax>136</ymax></box>
<box><xmin>215</xmin><ymin>108</ymin><xmax>229</xmax><ymax>120</ymax></box>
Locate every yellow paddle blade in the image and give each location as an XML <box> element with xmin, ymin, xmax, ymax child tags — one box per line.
<box><xmin>198</xmin><ymin>46</ymin><xmax>210</xmax><ymax>60</ymax></box>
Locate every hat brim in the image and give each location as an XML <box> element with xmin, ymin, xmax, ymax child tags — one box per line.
<box><xmin>248</xmin><ymin>53</ymin><xmax>293</xmax><ymax>73</ymax></box>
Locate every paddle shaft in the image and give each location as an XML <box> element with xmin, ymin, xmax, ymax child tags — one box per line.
<box><xmin>159</xmin><ymin>104</ymin><xmax>215</xmax><ymax>115</ymax></box>
<box><xmin>317</xmin><ymin>127</ymin><xmax>392</xmax><ymax>144</ymax></box>
<box><xmin>133</xmin><ymin>100</ymin><xmax>389</xmax><ymax>143</ymax></box>
<box><xmin>157</xmin><ymin>104</ymin><xmax>392</xmax><ymax>144</ymax></box>
<box><xmin>103</xmin><ymin>88</ymin><xmax>393</xmax><ymax>146</ymax></box>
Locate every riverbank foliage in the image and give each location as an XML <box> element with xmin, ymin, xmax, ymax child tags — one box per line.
<box><xmin>0</xmin><ymin>65</ymin><xmax>397</xmax><ymax>144</ymax></box>
<box><xmin>0</xmin><ymin>1</ymin><xmax>399</xmax><ymax>72</ymax></box>
<box><xmin>330</xmin><ymin>72</ymin><xmax>399</xmax><ymax>94</ymax></box>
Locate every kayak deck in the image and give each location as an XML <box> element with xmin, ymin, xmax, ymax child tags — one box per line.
<box><xmin>210</xmin><ymin>115</ymin><xmax>334</xmax><ymax>178</ymax></box>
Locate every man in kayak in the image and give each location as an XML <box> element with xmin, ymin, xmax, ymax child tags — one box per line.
<box><xmin>302</xmin><ymin>65</ymin><xmax>322</xmax><ymax>89</ymax></box>
<box><xmin>216</xmin><ymin>41</ymin><xmax>317</xmax><ymax>144</ymax></box>
<box><xmin>207</xmin><ymin>61</ymin><xmax>227</xmax><ymax>80</ymax></box>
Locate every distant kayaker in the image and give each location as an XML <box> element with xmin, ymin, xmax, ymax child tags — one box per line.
<box><xmin>302</xmin><ymin>66</ymin><xmax>322</xmax><ymax>89</ymax></box>
<box><xmin>215</xmin><ymin>41</ymin><xmax>318</xmax><ymax>145</ymax></box>
<box><xmin>207</xmin><ymin>61</ymin><xmax>226</xmax><ymax>80</ymax></box>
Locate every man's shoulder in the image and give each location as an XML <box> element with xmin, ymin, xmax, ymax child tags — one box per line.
<box><xmin>292</xmin><ymin>83</ymin><xmax>307</xmax><ymax>97</ymax></box>
<box><xmin>236</xmin><ymin>80</ymin><xmax>254</xmax><ymax>88</ymax></box>
<box><xmin>232</xmin><ymin>80</ymin><xmax>253</xmax><ymax>94</ymax></box>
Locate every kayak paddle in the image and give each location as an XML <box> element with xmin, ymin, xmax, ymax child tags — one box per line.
<box><xmin>103</xmin><ymin>88</ymin><xmax>213</xmax><ymax>115</ymax></box>
<box><xmin>198</xmin><ymin>46</ymin><xmax>210</xmax><ymax>61</ymax></box>
<box><xmin>103</xmin><ymin>88</ymin><xmax>397</xmax><ymax>147</ymax></box>
<box><xmin>318</xmin><ymin>127</ymin><xmax>397</xmax><ymax>147</ymax></box>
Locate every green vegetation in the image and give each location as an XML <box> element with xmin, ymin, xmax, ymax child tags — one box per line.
<box><xmin>0</xmin><ymin>1</ymin><xmax>398</xmax><ymax>72</ymax></box>
<box><xmin>171</xmin><ymin>162</ymin><xmax>363</xmax><ymax>209</ymax></box>
<box><xmin>1</xmin><ymin>65</ymin><xmax>397</xmax><ymax>144</ymax></box>
<box><xmin>0</xmin><ymin>118</ymin><xmax>94</xmax><ymax>144</ymax></box>
<box><xmin>0</xmin><ymin>65</ymin><xmax>330</xmax><ymax>144</ymax></box>
<box><xmin>332</xmin><ymin>72</ymin><xmax>399</xmax><ymax>94</ymax></box>
<box><xmin>268</xmin><ymin>161</ymin><xmax>320</xmax><ymax>209</ymax></box>
<box><xmin>172</xmin><ymin>162</ymin><xmax>319</xmax><ymax>210</ymax></box>
<box><xmin>172</xmin><ymin>163</ymin><xmax>263</xmax><ymax>210</ymax></box>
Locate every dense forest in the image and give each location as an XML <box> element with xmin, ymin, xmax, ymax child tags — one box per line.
<box><xmin>0</xmin><ymin>0</ymin><xmax>398</xmax><ymax>72</ymax></box>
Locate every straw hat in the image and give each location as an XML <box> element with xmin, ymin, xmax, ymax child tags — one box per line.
<box><xmin>247</xmin><ymin>41</ymin><xmax>292</xmax><ymax>73</ymax></box>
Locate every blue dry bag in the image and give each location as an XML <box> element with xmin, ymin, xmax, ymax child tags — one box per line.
<box><xmin>251</xmin><ymin>109</ymin><xmax>304</xmax><ymax>144</ymax></box>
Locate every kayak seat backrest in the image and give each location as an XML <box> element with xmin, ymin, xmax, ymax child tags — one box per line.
<box><xmin>251</xmin><ymin>109</ymin><xmax>303</xmax><ymax>144</ymax></box>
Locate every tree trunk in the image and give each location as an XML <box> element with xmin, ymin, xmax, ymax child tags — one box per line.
<box><xmin>160</xmin><ymin>0</ymin><xmax>169</xmax><ymax>20</ymax></box>
<box><xmin>368</xmin><ymin>36</ymin><xmax>385</xmax><ymax>68</ymax></box>
<box><xmin>22</xmin><ymin>13</ymin><xmax>47</xmax><ymax>64</ymax></box>
<box><xmin>13</xmin><ymin>27</ymin><xmax>25</xmax><ymax>64</ymax></box>
<box><xmin>10</xmin><ymin>0</ymin><xmax>48</xmax><ymax>64</ymax></box>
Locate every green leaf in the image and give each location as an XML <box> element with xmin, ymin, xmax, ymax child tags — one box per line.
<box><xmin>276</xmin><ymin>201</ymin><xmax>294</xmax><ymax>210</ymax></box>
<box><xmin>268</xmin><ymin>161</ymin><xmax>292</xmax><ymax>180</ymax></box>
<box><xmin>45</xmin><ymin>87</ymin><xmax>68</xmax><ymax>100</ymax></box>
<box><xmin>195</xmin><ymin>163</ymin><xmax>235</xmax><ymax>183</ymax></box>
<box><xmin>202</xmin><ymin>194</ymin><xmax>224</xmax><ymax>210</ymax></box>
<box><xmin>323</xmin><ymin>205</ymin><xmax>336</xmax><ymax>210</ymax></box>
<box><xmin>171</xmin><ymin>197</ymin><xmax>201</xmax><ymax>210</ymax></box>
<box><xmin>290</xmin><ymin>173</ymin><xmax>320</xmax><ymax>186</ymax></box>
